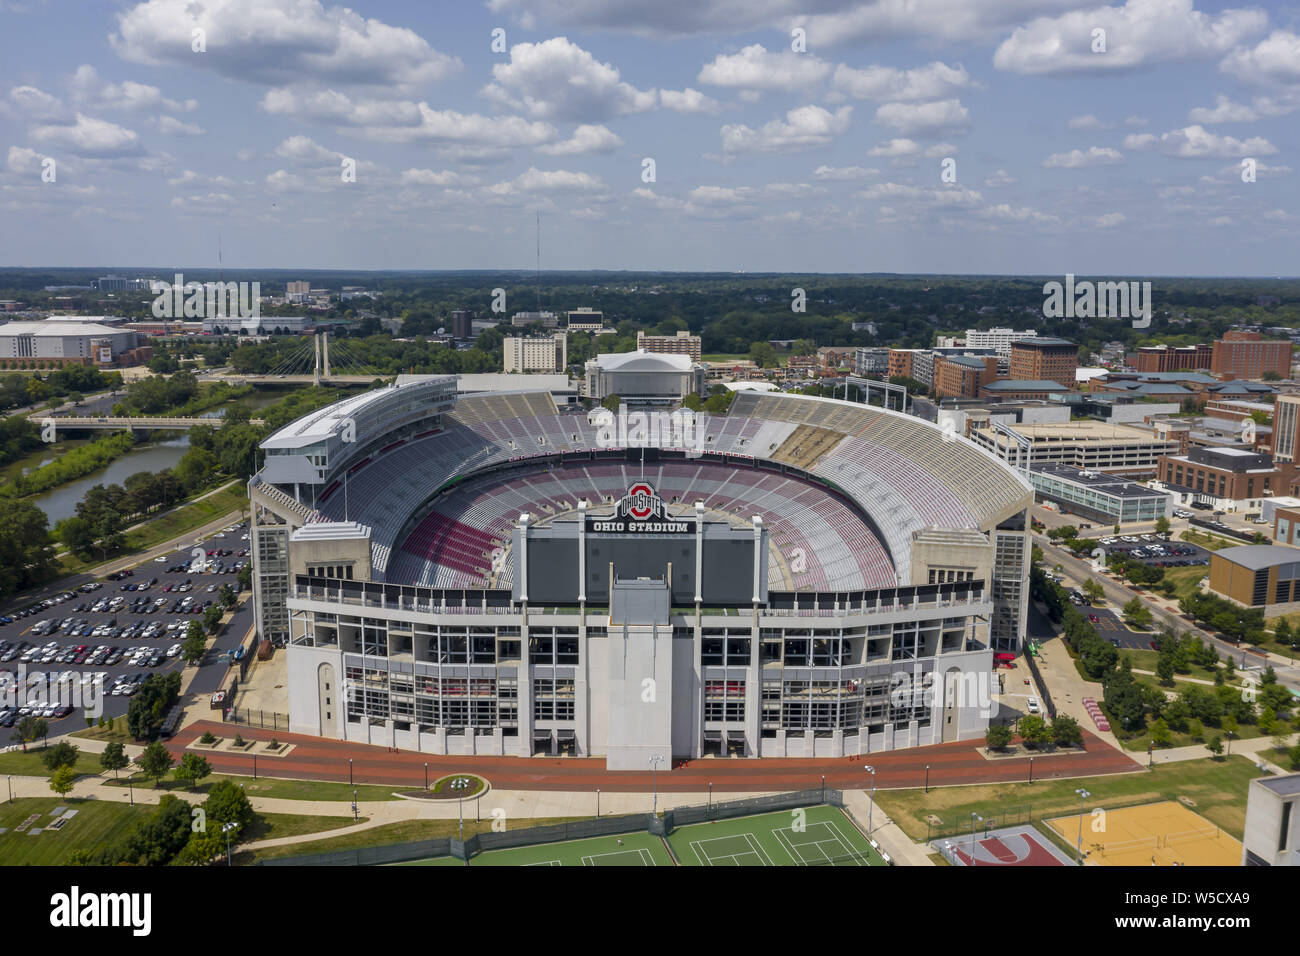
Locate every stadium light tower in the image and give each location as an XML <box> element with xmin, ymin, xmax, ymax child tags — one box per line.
<box><xmin>1075</xmin><ymin>788</ymin><xmax>1091</xmax><ymax>865</ymax></box>
<box><xmin>650</xmin><ymin>754</ymin><xmax>663</xmax><ymax>814</ymax></box>
<box><xmin>222</xmin><ymin>821</ymin><xmax>239</xmax><ymax>866</ymax></box>
<box><xmin>864</xmin><ymin>765</ymin><xmax>876</xmax><ymax>833</ymax></box>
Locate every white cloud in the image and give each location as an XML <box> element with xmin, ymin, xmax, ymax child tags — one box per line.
<box><xmin>111</xmin><ymin>0</ymin><xmax>461</xmax><ymax>91</ymax></box>
<box><xmin>274</xmin><ymin>135</ymin><xmax>344</xmax><ymax>165</ymax></box>
<box><xmin>984</xmin><ymin>169</ymin><xmax>1017</xmax><ymax>187</ymax></box>
<box><xmin>7</xmin><ymin>145</ymin><xmax>48</xmax><ymax>175</ymax></box>
<box><xmin>483</xmin><ymin>37</ymin><xmax>656</xmax><ymax>121</ymax></box>
<box><xmin>486</xmin><ymin>166</ymin><xmax>608</xmax><ymax>197</ymax></box>
<box><xmin>720</xmin><ymin>105</ymin><xmax>852</xmax><ymax>154</ymax></box>
<box><xmin>1043</xmin><ymin>146</ymin><xmax>1124</xmax><ymax>168</ymax></box>
<box><xmin>30</xmin><ymin>113</ymin><xmax>141</xmax><ymax>157</ymax></box>
<box><xmin>659</xmin><ymin>88</ymin><xmax>722</xmax><ymax>114</ymax></box>
<box><xmin>697</xmin><ymin>44</ymin><xmax>831</xmax><ymax>92</ymax></box>
<box><xmin>1123</xmin><ymin>124</ymin><xmax>1277</xmax><ymax>157</ymax></box>
<box><xmin>1067</xmin><ymin>114</ymin><xmax>1110</xmax><ymax>131</ymax></box>
<box><xmin>69</xmin><ymin>65</ymin><xmax>196</xmax><ymax>113</ymax></box>
<box><xmin>158</xmin><ymin>116</ymin><xmax>204</xmax><ymax>136</ymax></box>
<box><xmin>1220</xmin><ymin>30</ymin><xmax>1300</xmax><ymax>86</ymax></box>
<box><xmin>813</xmin><ymin>165</ymin><xmax>878</xmax><ymax>181</ymax></box>
<box><xmin>868</xmin><ymin>138</ymin><xmax>921</xmax><ymax>158</ymax></box>
<box><xmin>8</xmin><ymin>85</ymin><xmax>63</xmax><ymax>119</ymax></box>
<box><xmin>1188</xmin><ymin>91</ymin><xmax>1300</xmax><ymax>124</ymax></box>
<box><xmin>536</xmin><ymin>123</ymin><xmax>623</xmax><ymax>155</ymax></box>
<box><xmin>873</xmin><ymin>99</ymin><xmax>969</xmax><ymax>136</ymax></box>
<box><xmin>399</xmin><ymin>168</ymin><xmax>473</xmax><ymax>187</ymax></box>
<box><xmin>993</xmin><ymin>0</ymin><xmax>1266</xmax><ymax>74</ymax></box>
<box><xmin>831</xmin><ymin>61</ymin><xmax>971</xmax><ymax>101</ymax></box>
<box><xmin>1124</xmin><ymin>115</ymin><xmax>1150</xmax><ymax>127</ymax></box>
<box><xmin>1094</xmin><ymin>212</ymin><xmax>1127</xmax><ymax>228</ymax></box>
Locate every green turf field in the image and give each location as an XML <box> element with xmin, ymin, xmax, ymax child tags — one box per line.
<box><xmin>400</xmin><ymin>830</ymin><xmax>672</xmax><ymax>866</ymax></box>
<box><xmin>399</xmin><ymin>804</ymin><xmax>884</xmax><ymax>867</ymax></box>
<box><xmin>670</xmin><ymin>806</ymin><xmax>884</xmax><ymax>866</ymax></box>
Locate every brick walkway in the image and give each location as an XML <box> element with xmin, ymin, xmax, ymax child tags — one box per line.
<box><xmin>165</xmin><ymin>720</ymin><xmax>1142</xmax><ymax>794</ymax></box>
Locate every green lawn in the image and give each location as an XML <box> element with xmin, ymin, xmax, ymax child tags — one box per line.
<box><xmin>101</xmin><ymin>772</ymin><xmax>404</xmax><ymax>802</ymax></box>
<box><xmin>406</xmin><ymin>830</ymin><xmax>673</xmax><ymax>867</ymax></box>
<box><xmin>243</xmin><ymin>815</ymin><xmax>579</xmax><ymax>864</ymax></box>
<box><xmin>71</xmin><ymin>720</ymin><xmax>134</xmax><ymax>745</ymax></box>
<box><xmin>0</xmin><ymin>797</ymin><xmax>149</xmax><ymax>865</ymax></box>
<box><xmin>243</xmin><ymin>811</ymin><xmax>359</xmax><ymax>842</ymax></box>
<box><xmin>0</xmin><ymin>746</ymin><xmax>103</xmax><ymax>778</ymax></box>
<box><xmin>1120</xmin><ymin>647</ymin><xmax>1224</xmax><ymax>683</ymax></box>
<box><xmin>873</xmin><ymin>755</ymin><xmax>1261</xmax><ymax>842</ymax></box>
<box><xmin>1161</xmin><ymin>565</ymin><xmax>1208</xmax><ymax>599</ymax></box>
<box><xmin>56</xmin><ymin>487</ymin><xmax>247</xmax><ymax>577</ymax></box>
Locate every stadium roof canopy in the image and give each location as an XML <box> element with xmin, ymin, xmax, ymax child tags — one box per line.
<box><xmin>591</xmin><ymin>350</ymin><xmax>693</xmax><ymax>372</ymax></box>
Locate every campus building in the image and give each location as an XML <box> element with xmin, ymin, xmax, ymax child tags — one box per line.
<box><xmin>566</xmin><ymin>309</ymin><xmax>605</xmax><ymax>332</ymax></box>
<box><xmin>1243</xmin><ymin>772</ymin><xmax>1300</xmax><ymax>865</ymax></box>
<box><xmin>504</xmin><ymin>333</ymin><xmax>567</xmax><ymax>374</ymax></box>
<box><xmin>0</xmin><ymin>319</ymin><xmax>140</xmax><ymax>366</ymax></box>
<box><xmin>584</xmin><ymin>350</ymin><xmax>705</xmax><ymax>405</ymax></box>
<box><xmin>1212</xmin><ymin>331</ymin><xmax>1292</xmax><ymax>381</ymax></box>
<box><xmin>636</xmin><ymin>330</ymin><xmax>702</xmax><ymax>362</ymax></box>
<box><xmin>1208</xmin><ymin>546</ymin><xmax>1300</xmax><ymax>618</ymax></box>
<box><xmin>1027</xmin><ymin>463</ymin><xmax>1173</xmax><ymax>525</ymax></box>
<box><xmin>968</xmin><ymin>420</ymin><xmax>1179</xmax><ymax>477</ymax></box>
<box><xmin>249</xmin><ymin>385</ymin><xmax>1034</xmax><ymax>766</ymax></box>
<box><xmin>1153</xmin><ymin>446</ymin><xmax>1280</xmax><ymax>511</ymax></box>
<box><xmin>1008</xmin><ymin>338</ymin><xmax>1077</xmax><ymax>386</ymax></box>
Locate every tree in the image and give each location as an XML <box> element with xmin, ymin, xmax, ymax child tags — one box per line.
<box><xmin>182</xmin><ymin>623</ymin><xmax>207</xmax><ymax>665</ymax></box>
<box><xmin>41</xmin><ymin>741</ymin><xmax>80</xmax><ymax>772</ymax></box>
<box><xmin>203</xmin><ymin>779</ymin><xmax>254</xmax><ymax>831</ymax></box>
<box><xmin>1122</xmin><ymin>597</ymin><xmax>1153</xmax><ymax>630</ymax></box>
<box><xmin>0</xmin><ymin>498</ymin><xmax>58</xmax><ymax>601</ymax></box>
<box><xmin>49</xmin><ymin>765</ymin><xmax>76</xmax><ymax>798</ymax></box>
<box><xmin>1050</xmin><ymin>714</ymin><xmax>1084</xmax><ymax>747</ymax></box>
<box><xmin>137</xmin><ymin>741</ymin><xmax>174</xmax><ymax>787</ymax></box>
<box><xmin>1156</xmin><ymin>655</ymin><xmax>1175</xmax><ymax>685</ymax></box>
<box><xmin>985</xmin><ymin>724</ymin><xmax>1014</xmax><ymax>750</ymax></box>
<box><xmin>1017</xmin><ymin>714</ymin><xmax>1052</xmax><ymax>748</ymax></box>
<box><xmin>175</xmin><ymin>829</ymin><xmax>225</xmax><ymax>866</ymax></box>
<box><xmin>1150</xmin><ymin>717</ymin><xmax>1172</xmax><ymax>747</ymax></box>
<box><xmin>174</xmin><ymin>753</ymin><xmax>212</xmax><ymax>791</ymax></box>
<box><xmin>600</xmin><ymin>393</ymin><xmax>621</xmax><ymax>414</ymax></box>
<box><xmin>100</xmin><ymin>741</ymin><xmax>129</xmax><ymax>780</ymax></box>
<box><xmin>1154</xmin><ymin>516</ymin><xmax>1170</xmax><ymax>536</ymax></box>
<box><xmin>11</xmin><ymin>715</ymin><xmax>48</xmax><ymax>752</ymax></box>
<box><xmin>1206</xmin><ymin>735</ymin><xmax>1224</xmax><ymax>758</ymax></box>
<box><xmin>748</xmin><ymin>341</ymin><xmax>777</xmax><ymax>368</ymax></box>
<box><xmin>1082</xmin><ymin>579</ymin><xmax>1104</xmax><ymax>603</ymax></box>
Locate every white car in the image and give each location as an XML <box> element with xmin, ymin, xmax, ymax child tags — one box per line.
<box><xmin>154</xmin><ymin>556</ymin><xmax>168</xmax><ymax>563</ymax></box>
<box><xmin>166</xmin><ymin>643</ymin><xmax>182</xmax><ymax>658</ymax></box>
<box><xmin>1027</xmin><ymin>697</ymin><xmax>1040</xmax><ymax>714</ymax></box>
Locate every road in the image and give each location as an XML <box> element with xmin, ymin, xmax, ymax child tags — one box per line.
<box><xmin>1035</xmin><ymin>534</ymin><xmax>1300</xmax><ymax>693</ymax></box>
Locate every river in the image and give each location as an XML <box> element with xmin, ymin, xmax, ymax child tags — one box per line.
<box><xmin>24</xmin><ymin>389</ymin><xmax>284</xmax><ymax>526</ymax></box>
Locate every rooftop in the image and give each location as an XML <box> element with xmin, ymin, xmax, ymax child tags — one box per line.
<box><xmin>982</xmin><ymin>379</ymin><xmax>1069</xmax><ymax>391</ymax></box>
<box><xmin>1256</xmin><ymin>773</ymin><xmax>1300</xmax><ymax>798</ymax></box>
<box><xmin>590</xmin><ymin>349</ymin><xmax>694</xmax><ymax>372</ymax></box>
<box><xmin>1213</xmin><ymin>544</ymin><xmax>1300</xmax><ymax>571</ymax></box>
<box><xmin>1029</xmin><ymin>463</ymin><xmax>1170</xmax><ymax>499</ymax></box>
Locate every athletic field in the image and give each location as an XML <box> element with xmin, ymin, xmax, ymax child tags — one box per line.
<box><xmin>400</xmin><ymin>805</ymin><xmax>883</xmax><ymax>866</ymax></box>
<box><xmin>1045</xmin><ymin>800</ymin><xmax>1242</xmax><ymax>866</ymax></box>
<box><xmin>670</xmin><ymin>806</ymin><xmax>884</xmax><ymax>866</ymax></box>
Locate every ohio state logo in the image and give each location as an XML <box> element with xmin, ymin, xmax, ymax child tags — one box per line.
<box><xmin>618</xmin><ymin>482</ymin><xmax>663</xmax><ymax>521</ymax></box>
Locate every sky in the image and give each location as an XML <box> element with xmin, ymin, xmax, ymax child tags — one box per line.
<box><xmin>0</xmin><ymin>0</ymin><xmax>1298</xmax><ymax>276</ymax></box>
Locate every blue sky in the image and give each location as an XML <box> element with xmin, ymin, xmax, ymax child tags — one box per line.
<box><xmin>1</xmin><ymin>0</ymin><xmax>1297</xmax><ymax>275</ymax></box>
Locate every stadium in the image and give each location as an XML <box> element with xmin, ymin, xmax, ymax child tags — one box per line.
<box><xmin>248</xmin><ymin>377</ymin><xmax>1033</xmax><ymax>770</ymax></box>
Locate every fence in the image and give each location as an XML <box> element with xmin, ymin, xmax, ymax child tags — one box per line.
<box><xmin>922</xmin><ymin>794</ymin><xmax>1177</xmax><ymax>844</ymax></box>
<box><xmin>1022</xmin><ymin>648</ymin><xmax>1057</xmax><ymax>719</ymax></box>
<box><xmin>224</xmin><ymin>707</ymin><xmax>289</xmax><ymax>732</ymax></box>
<box><xmin>260</xmin><ymin>786</ymin><xmax>860</xmax><ymax>866</ymax></box>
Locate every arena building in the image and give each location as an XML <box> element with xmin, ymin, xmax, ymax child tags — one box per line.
<box><xmin>249</xmin><ymin>381</ymin><xmax>1033</xmax><ymax>768</ymax></box>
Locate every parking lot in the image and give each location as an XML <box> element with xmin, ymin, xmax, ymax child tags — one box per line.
<box><xmin>1096</xmin><ymin>533</ymin><xmax>1211</xmax><ymax>568</ymax></box>
<box><xmin>0</xmin><ymin>523</ymin><xmax>255</xmax><ymax>736</ymax></box>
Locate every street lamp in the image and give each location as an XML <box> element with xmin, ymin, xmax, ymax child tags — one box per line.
<box><xmin>1075</xmin><ymin>788</ymin><xmax>1091</xmax><ymax>865</ymax></box>
<box><xmin>253</xmin><ymin>753</ymin><xmax>257</xmax><ymax>780</ymax></box>
<box><xmin>650</xmin><ymin>754</ymin><xmax>664</xmax><ymax>814</ymax></box>
<box><xmin>1028</xmin><ymin>756</ymin><xmax>1034</xmax><ymax>784</ymax></box>
<box><xmin>596</xmin><ymin>788</ymin><xmax>600</xmax><ymax>818</ymax></box>
<box><xmin>1226</xmin><ymin>730</ymin><xmax>1235</xmax><ymax>756</ymax></box>
<box><xmin>221</xmin><ymin>821</ymin><xmax>238</xmax><ymax>866</ymax></box>
<box><xmin>351</xmin><ymin>789</ymin><xmax>358</xmax><ymax>821</ymax></box>
<box><xmin>969</xmin><ymin>812</ymin><xmax>983</xmax><ymax>858</ymax></box>
<box><xmin>128</xmin><ymin>771</ymin><xmax>134</xmax><ymax>806</ymax></box>
<box><xmin>349</xmin><ymin>757</ymin><xmax>353</xmax><ymax>787</ymax></box>
<box><xmin>1148</xmin><ymin>740</ymin><xmax>1154</xmax><ymax>768</ymax></box>
<box><xmin>864</xmin><ymin>765</ymin><xmax>876</xmax><ymax>834</ymax></box>
<box><xmin>424</xmin><ymin>762</ymin><xmax>428</xmax><ymax>791</ymax></box>
<box><xmin>924</xmin><ymin>764</ymin><xmax>930</xmax><ymax>794</ymax></box>
<box><xmin>6</xmin><ymin>774</ymin><xmax>10</xmax><ymax>804</ymax></box>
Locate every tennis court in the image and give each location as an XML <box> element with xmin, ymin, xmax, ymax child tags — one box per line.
<box><xmin>670</xmin><ymin>805</ymin><xmax>885</xmax><ymax>867</ymax></box>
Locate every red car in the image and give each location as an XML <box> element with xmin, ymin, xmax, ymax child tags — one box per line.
<box><xmin>1088</xmin><ymin>614</ymin><xmax>1099</xmax><ymax>623</ymax></box>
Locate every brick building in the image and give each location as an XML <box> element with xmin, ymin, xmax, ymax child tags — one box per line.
<box><xmin>1156</xmin><ymin>445</ymin><xmax>1279</xmax><ymax>508</ymax></box>
<box><xmin>1009</xmin><ymin>337</ymin><xmax>1077</xmax><ymax>385</ymax></box>
<box><xmin>1135</xmin><ymin>343</ymin><xmax>1213</xmax><ymax>373</ymax></box>
<box><xmin>934</xmin><ymin>354</ymin><xmax>998</xmax><ymax>399</ymax></box>
<box><xmin>1211</xmin><ymin>331</ymin><xmax>1292</xmax><ymax>381</ymax></box>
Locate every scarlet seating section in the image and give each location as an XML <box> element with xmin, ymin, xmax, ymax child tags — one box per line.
<box><xmin>388</xmin><ymin>459</ymin><xmax>896</xmax><ymax>591</ymax></box>
<box><xmin>1082</xmin><ymin>697</ymin><xmax>1110</xmax><ymax>732</ymax></box>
